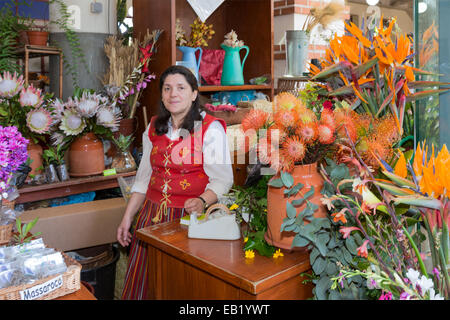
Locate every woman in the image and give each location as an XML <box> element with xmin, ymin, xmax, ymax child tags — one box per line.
<box><xmin>117</xmin><ymin>65</ymin><xmax>234</xmax><ymax>300</ymax></box>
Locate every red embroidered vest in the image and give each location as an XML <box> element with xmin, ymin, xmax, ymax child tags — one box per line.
<box><xmin>146</xmin><ymin>114</ymin><xmax>226</xmax><ymax>215</ymax></box>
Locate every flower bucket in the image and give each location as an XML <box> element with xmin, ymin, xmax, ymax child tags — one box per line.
<box><xmin>265</xmin><ymin>162</ymin><xmax>327</xmax><ymax>250</ymax></box>
<box><xmin>26</xmin><ymin>142</ymin><xmax>43</xmax><ymax>180</ymax></box>
<box><xmin>285</xmin><ymin>30</ymin><xmax>310</xmax><ymax>76</ymax></box>
<box><xmin>68</xmin><ymin>133</ymin><xmax>105</xmax><ymax>177</ymax></box>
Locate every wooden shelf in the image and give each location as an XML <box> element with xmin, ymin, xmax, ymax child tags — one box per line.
<box><xmin>198</xmin><ymin>84</ymin><xmax>272</xmax><ymax>92</ymax></box>
<box><xmin>16</xmin><ymin>171</ymin><xmax>136</xmax><ymax>204</ymax></box>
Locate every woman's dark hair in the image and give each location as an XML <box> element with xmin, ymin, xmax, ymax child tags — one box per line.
<box><xmin>154</xmin><ymin>65</ymin><xmax>202</xmax><ymax>135</ymax></box>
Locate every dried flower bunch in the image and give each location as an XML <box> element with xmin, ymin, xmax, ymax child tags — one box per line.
<box><xmin>302</xmin><ymin>0</ymin><xmax>345</xmax><ymax>33</ymax></box>
<box><xmin>103</xmin><ymin>29</ymin><xmax>161</xmax><ymax>119</ymax></box>
<box><xmin>176</xmin><ymin>17</ymin><xmax>215</xmax><ymax>47</ymax></box>
<box><xmin>222</xmin><ymin>30</ymin><xmax>244</xmax><ymax>48</ymax></box>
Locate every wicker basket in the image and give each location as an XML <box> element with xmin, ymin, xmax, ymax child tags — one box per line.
<box><xmin>0</xmin><ymin>223</ymin><xmax>13</xmax><ymax>246</ymax></box>
<box><xmin>0</xmin><ymin>251</ymin><xmax>81</xmax><ymax>300</ymax></box>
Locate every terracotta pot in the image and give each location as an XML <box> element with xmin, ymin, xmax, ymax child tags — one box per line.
<box><xmin>26</xmin><ymin>30</ymin><xmax>49</xmax><ymax>46</ymax></box>
<box><xmin>68</xmin><ymin>132</ymin><xmax>105</xmax><ymax>177</ymax></box>
<box><xmin>27</xmin><ymin>142</ymin><xmax>43</xmax><ymax>178</ymax></box>
<box><xmin>265</xmin><ymin>162</ymin><xmax>327</xmax><ymax>250</ymax></box>
<box><xmin>116</xmin><ymin>118</ymin><xmax>137</xmax><ymax>151</ymax></box>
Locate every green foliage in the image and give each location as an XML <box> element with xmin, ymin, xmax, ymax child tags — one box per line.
<box><xmin>117</xmin><ymin>0</ymin><xmax>133</xmax><ymax>45</ymax></box>
<box><xmin>112</xmin><ymin>134</ymin><xmax>134</xmax><ymax>152</ymax></box>
<box><xmin>13</xmin><ymin>217</ymin><xmax>42</xmax><ymax>244</ymax></box>
<box><xmin>273</xmin><ymin>161</ymin><xmax>372</xmax><ymax>300</ymax></box>
<box><xmin>0</xmin><ymin>1</ymin><xmax>28</xmax><ymax>73</ymax></box>
<box><xmin>42</xmin><ymin>144</ymin><xmax>67</xmax><ymax>166</ymax></box>
<box><xmin>228</xmin><ymin>175</ymin><xmax>276</xmax><ymax>257</ymax></box>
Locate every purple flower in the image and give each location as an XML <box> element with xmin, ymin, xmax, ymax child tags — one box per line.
<box><xmin>400</xmin><ymin>292</ymin><xmax>410</xmax><ymax>300</ymax></box>
<box><xmin>379</xmin><ymin>292</ymin><xmax>393</xmax><ymax>300</ymax></box>
<box><xmin>432</xmin><ymin>268</ymin><xmax>440</xmax><ymax>282</ymax></box>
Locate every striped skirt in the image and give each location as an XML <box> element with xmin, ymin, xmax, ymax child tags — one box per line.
<box><xmin>121</xmin><ymin>200</ymin><xmax>185</xmax><ymax>300</ymax></box>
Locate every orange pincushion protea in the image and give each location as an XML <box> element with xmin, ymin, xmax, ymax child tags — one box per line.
<box><xmin>273</xmin><ymin>108</ymin><xmax>298</xmax><ymax>129</ymax></box>
<box><xmin>298</xmin><ymin>107</ymin><xmax>317</xmax><ymax>125</ymax></box>
<box><xmin>282</xmin><ymin>136</ymin><xmax>306</xmax><ymax>162</ymax></box>
<box><xmin>241</xmin><ymin>109</ymin><xmax>270</xmax><ymax>132</ymax></box>
<box><xmin>317</xmin><ymin>124</ymin><xmax>336</xmax><ymax>145</ymax></box>
<box><xmin>363</xmin><ymin>137</ymin><xmax>393</xmax><ymax>169</ymax></box>
<box><xmin>270</xmin><ymin>150</ymin><xmax>294</xmax><ymax>173</ymax></box>
<box><xmin>295</xmin><ymin>122</ymin><xmax>318</xmax><ymax>145</ymax></box>
<box><xmin>273</xmin><ymin>92</ymin><xmax>302</xmax><ymax>112</ymax></box>
<box><xmin>320</xmin><ymin>108</ymin><xmax>336</xmax><ymax>131</ymax></box>
<box><xmin>373</xmin><ymin>115</ymin><xmax>400</xmax><ymax>146</ymax></box>
<box><xmin>257</xmin><ymin>136</ymin><xmax>274</xmax><ymax>165</ymax></box>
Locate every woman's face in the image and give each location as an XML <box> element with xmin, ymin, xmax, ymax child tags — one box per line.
<box><xmin>161</xmin><ymin>73</ymin><xmax>198</xmax><ymax>118</ymax></box>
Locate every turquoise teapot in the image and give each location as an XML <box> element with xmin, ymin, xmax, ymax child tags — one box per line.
<box><xmin>220</xmin><ymin>44</ymin><xmax>249</xmax><ymax>86</ymax></box>
<box><xmin>177</xmin><ymin>46</ymin><xmax>203</xmax><ymax>83</ymax></box>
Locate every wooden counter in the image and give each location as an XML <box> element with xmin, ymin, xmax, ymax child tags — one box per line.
<box><xmin>55</xmin><ymin>284</ymin><xmax>97</xmax><ymax>300</ymax></box>
<box><xmin>137</xmin><ymin>220</ymin><xmax>314</xmax><ymax>300</ymax></box>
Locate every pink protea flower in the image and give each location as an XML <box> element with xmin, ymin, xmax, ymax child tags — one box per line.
<box><xmin>26</xmin><ymin>108</ymin><xmax>53</xmax><ymax>134</ymax></box>
<box><xmin>75</xmin><ymin>92</ymin><xmax>103</xmax><ymax>118</ymax></box>
<box><xmin>0</xmin><ymin>71</ymin><xmax>24</xmax><ymax>98</ymax></box>
<box><xmin>19</xmin><ymin>85</ymin><xmax>44</xmax><ymax>108</ymax></box>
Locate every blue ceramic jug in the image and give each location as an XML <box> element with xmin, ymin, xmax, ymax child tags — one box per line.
<box><xmin>177</xmin><ymin>46</ymin><xmax>203</xmax><ymax>83</ymax></box>
<box><xmin>220</xmin><ymin>44</ymin><xmax>249</xmax><ymax>86</ymax></box>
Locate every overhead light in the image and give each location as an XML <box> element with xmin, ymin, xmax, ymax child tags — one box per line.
<box><xmin>366</xmin><ymin>0</ymin><xmax>379</xmax><ymax>5</ymax></box>
<box><xmin>418</xmin><ymin>2</ymin><xmax>428</xmax><ymax>14</ymax></box>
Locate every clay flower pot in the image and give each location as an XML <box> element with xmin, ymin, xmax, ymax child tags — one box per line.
<box><xmin>26</xmin><ymin>30</ymin><xmax>49</xmax><ymax>46</ymax></box>
<box><xmin>68</xmin><ymin>132</ymin><xmax>105</xmax><ymax>177</ymax></box>
<box><xmin>26</xmin><ymin>141</ymin><xmax>43</xmax><ymax>179</ymax></box>
<box><xmin>265</xmin><ymin>162</ymin><xmax>327</xmax><ymax>250</ymax></box>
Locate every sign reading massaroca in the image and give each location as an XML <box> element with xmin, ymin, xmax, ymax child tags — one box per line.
<box><xmin>19</xmin><ymin>275</ymin><xmax>63</xmax><ymax>300</ymax></box>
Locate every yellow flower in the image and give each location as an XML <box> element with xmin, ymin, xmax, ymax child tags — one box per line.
<box><xmin>245</xmin><ymin>250</ymin><xmax>255</xmax><ymax>259</ymax></box>
<box><xmin>244</xmin><ymin>236</ymin><xmax>248</xmax><ymax>243</ymax></box>
<box><xmin>229</xmin><ymin>203</ymin><xmax>239</xmax><ymax>211</ymax></box>
<box><xmin>273</xmin><ymin>249</ymin><xmax>284</xmax><ymax>259</ymax></box>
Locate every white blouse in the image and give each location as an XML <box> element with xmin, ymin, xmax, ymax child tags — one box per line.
<box><xmin>131</xmin><ymin>112</ymin><xmax>234</xmax><ymax>199</ymax></box>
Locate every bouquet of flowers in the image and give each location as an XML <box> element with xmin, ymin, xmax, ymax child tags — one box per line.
<box><xmin>240</xmin><ymin>92</ymin><xmax>337</xmax><ymax>173</ymax></box>
<box><xmin>49</xmin><ymin>89</ymin><xmax>122</xmax><ymax>148</ymax></box>
<box><xmin>0</xmin><ymin>71</ymin><xmax>54</xmax><ymax>143</ymax></box>
<box><xmin>176</xmin><ymin>17</ymin><xmax>215</xmax><ymax>47</ymax></box>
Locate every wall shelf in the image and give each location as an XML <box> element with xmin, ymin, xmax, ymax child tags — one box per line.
<box><xmin>16</xmin><ymin>171</ymin><xmax>136</xmax><ymax>204</ymax></box>
<box><xmin>198</xmin><ymin>84</ymin><xmax>272</xmax><ymax>92</ymax></box>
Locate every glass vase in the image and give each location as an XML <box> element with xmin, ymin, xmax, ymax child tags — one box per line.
<box><xmin>111</xmin><ymin>150</ymin><xmax>137</xmax><ymax>173</ymax></box>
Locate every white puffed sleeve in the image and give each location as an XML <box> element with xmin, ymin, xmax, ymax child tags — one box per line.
<box><xmin>202</xmin><ymin>120</ymin><xmax>234</xmax><ymax>198</ymax></box>
<box><xmin>130</xmin><ymin>123</ymin><xmax>153</xmax><ymax>194</ymax></box>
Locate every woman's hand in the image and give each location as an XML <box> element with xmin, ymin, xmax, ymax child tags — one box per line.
<box><xmin>184</xmin><ymin>197</ymin><xmax>205</xmax><ymax>214</ymax></box>
<box><xmin>117</xmin><ymin>216</ymin><xmax>133</xmax><ymax>247</ymax></box>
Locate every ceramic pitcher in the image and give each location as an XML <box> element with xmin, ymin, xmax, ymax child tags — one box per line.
<box><xmin>177</xmin><ymin>46</ymin><xmax>203</xmax><ymax>83</ymax></box>
<box><xmin>220</xmin><ymin>44</ymin><xmax>249</xmax><ymax>86</ymax></box>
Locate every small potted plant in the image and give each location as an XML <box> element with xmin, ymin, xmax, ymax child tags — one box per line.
<box><xmin>42</xmin><ymin>144</ymin><xmax>69</xmax><ymax>182</ymax></box>
<box><xmin>24</xmin><ymin>19</ymin><xmax>49</xmax><ymax>46</ymax></box>
<box><xmin>110</xmin><ymin>134</ymin><xmax>136</xmax><ymax>173</ymax></box>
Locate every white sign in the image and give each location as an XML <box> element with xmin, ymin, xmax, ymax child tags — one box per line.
<box><xmin>19</xmin><ymin>275</ymin><xmax>63</xmax><ymax>300</ymax></box>
<box><xmin>187</xmin><ymin>0</ymin><xmax>225</xmax><ymax>22</ymax></box>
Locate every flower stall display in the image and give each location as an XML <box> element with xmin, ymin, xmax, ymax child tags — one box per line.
<box><xmin>309</xmin><ymin>17</ymin><xmax>450</xmax><ymax>140</ymax></box>
<box><xmin>49</xmin><ymin>89</ymin><xmax>122</xmax><ymax>177</ymax></box>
